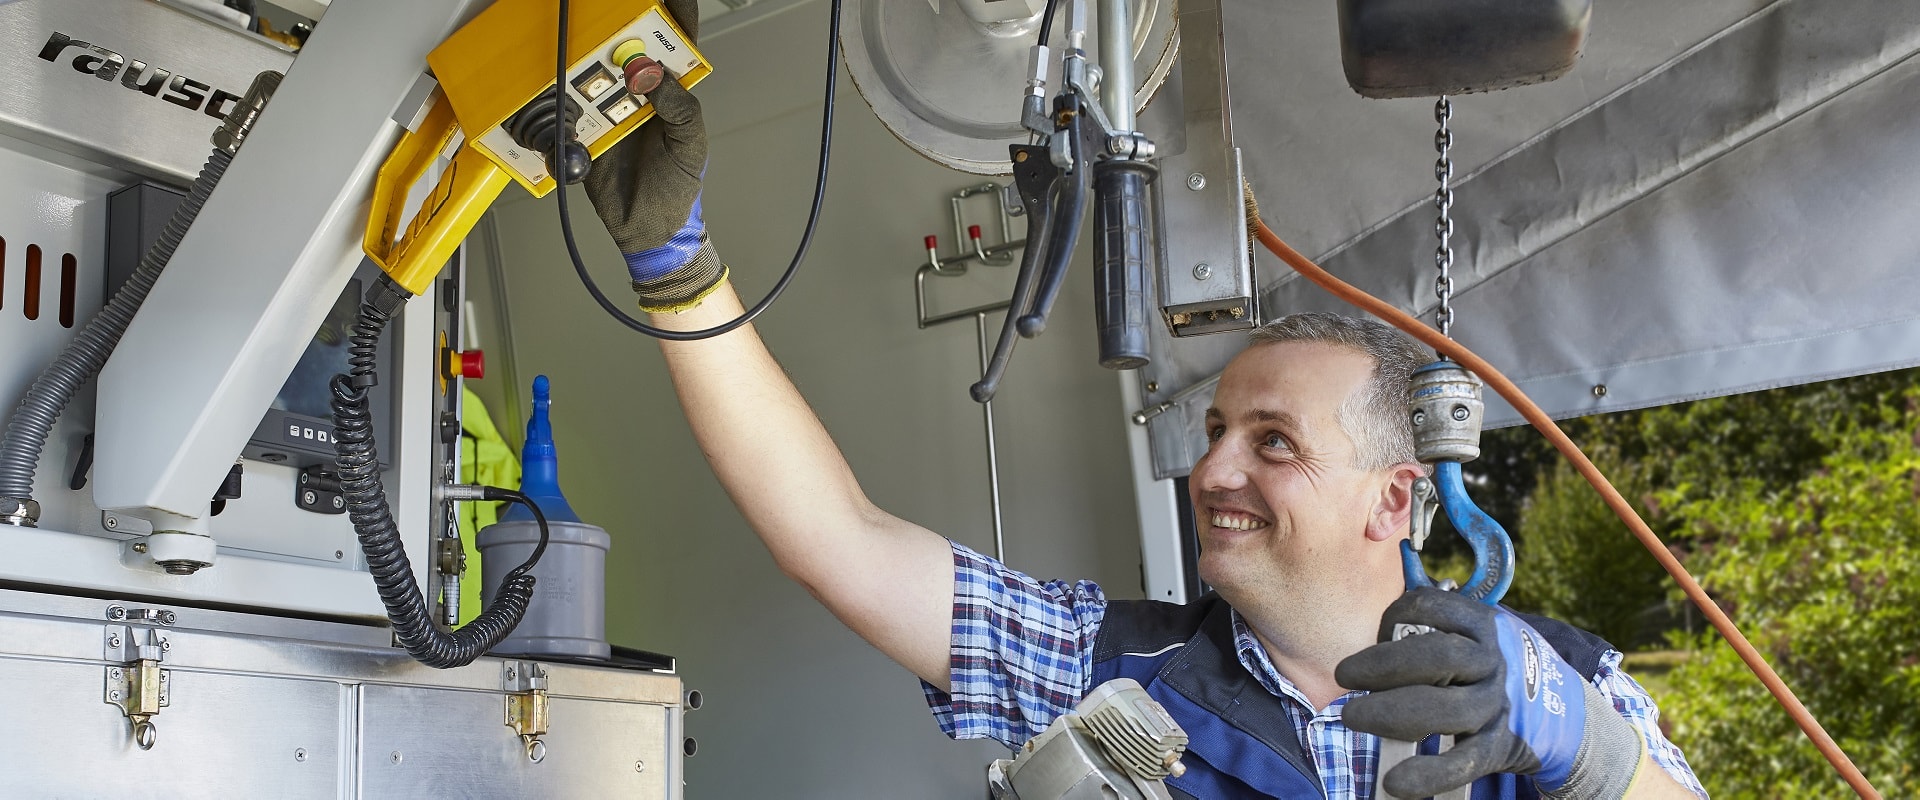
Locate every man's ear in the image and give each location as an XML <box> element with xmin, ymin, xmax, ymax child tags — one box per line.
<box><xmin>1366</xmin><ymin>462</ymin><xmax>1426</xmax><ymax>542</ymax></box>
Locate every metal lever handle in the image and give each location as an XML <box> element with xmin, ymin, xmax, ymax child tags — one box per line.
<box><xmin>1091</xmin><ymin>159</ymin><xmax>1155</xmax><ymax>369</ymax></box>
<box><xmin>972</xmin><ymin>144</ymin><xmax>1062</xmax><ymax>403</ymax></box>
<box><xmin>1016</xmin><ymin>101</ymin><xmax>1092</xmax><ymax>339</ymax></box>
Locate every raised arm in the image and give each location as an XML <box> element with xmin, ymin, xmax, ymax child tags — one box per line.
<box><xmin>576</xmin><ymin>0</ymin><xmax>954</xmax><ymax>687</ymax></box>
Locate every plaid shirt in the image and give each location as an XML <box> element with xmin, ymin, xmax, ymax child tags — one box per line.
<box><xmin>922</xmin><ymin>540</ymin><xmax>1707</xmax><ymax>799</ymax></box>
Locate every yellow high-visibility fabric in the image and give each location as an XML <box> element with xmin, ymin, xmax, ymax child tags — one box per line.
<box><xmin>457</xmin><ymin>386</ymin><xmax>520</xmax><ymax>625</ymax></box>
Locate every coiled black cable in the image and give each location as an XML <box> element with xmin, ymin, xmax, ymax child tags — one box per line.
<box><xmin>330</xmin><ymin>288</ymin><xmax>550</xmax><ymax>669</ymax></box>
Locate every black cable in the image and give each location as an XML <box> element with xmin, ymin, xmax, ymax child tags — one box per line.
<box><xmin>1039</xmin><ymin>0</ymin><xmax>1061</xmax><ymax>46</ymax></box>
<box><xmin>552</xmin><ymin>0</ymin><xmax>841</xmax><ymax>342</ymax></box>
<box><xmin>330</xmin><ymin>290</ymin><xmax>551</xmax><ymax>669</ymax></box>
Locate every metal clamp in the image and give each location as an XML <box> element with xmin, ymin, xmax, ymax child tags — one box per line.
<box><xmin>104</xmin><ymin>624</ymin><xmax>173</xmax><ymax>750</ymax></box>
<box><xmin>503</xmin><ymin>661</ymin><xmax>550</xmax><ymax>763</ymax></box>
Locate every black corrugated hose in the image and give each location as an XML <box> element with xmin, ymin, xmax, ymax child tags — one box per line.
<box><xmin>329</xmin><ymin>281</ymin><xmax>550</xmax><ymax>669</ymax></box>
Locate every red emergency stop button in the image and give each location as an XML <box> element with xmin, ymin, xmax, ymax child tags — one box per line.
<box><xmin>445</xmin><ymin>349</ymin><xmax>485</xmax><ymax>380</ymax></box>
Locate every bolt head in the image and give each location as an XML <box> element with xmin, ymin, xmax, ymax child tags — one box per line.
<box><xmin>108</xmin><ymin>606</ymin><xmax>127</xmax><ymax>621</ymax></box>
<box><xmin>108</xmin><ymin>635</ymin><xmax>122</xmax><ymax>648</ymax></box>
<box><xmin>161</xmin><ymin>640</ymin><xmax>172</xmax><ymax>651</ymax></box>
<box><xmin>1412</xmin><ymin>410</ymin><xmax>1427</xmax><ymax>426</ymax></box>
<box><xmin>1187</xmin><ymin>172</ymin><xmax>1206</xmax><ymax>191</ymax></box>
<box><xmin>132</xmin><ymin>542</ymin><xmax>148</xmax><ymax>553</ymax></box>
<box><xmin>1592</xmin><ymin>384</ymin><xmax>1609</xmax><ymax>398</ymax></box>
<box><xmin>1451</xmin><ymin>405</ymin><xmax>1471</xmax><ymax>422</ymax></box>
<box><xmin>1145</xmin><ymin>381</ymin><xmax>1159</xmax><ymax>393</ymax></box>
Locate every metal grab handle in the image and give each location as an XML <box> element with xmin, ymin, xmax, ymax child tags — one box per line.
<box><xmin>1091</xmin><ymin>159</ymin><xmax>1155</xmax><ymax>370</ymax></box>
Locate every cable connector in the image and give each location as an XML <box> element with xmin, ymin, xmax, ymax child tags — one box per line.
<box><xmin>436</xmin><ymin>483</ymin><xmax>491</xmax><ymax>503</ymax></box>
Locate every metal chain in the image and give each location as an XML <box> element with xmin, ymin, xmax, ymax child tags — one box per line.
<box><xmin>1433</xmin><ymin>96</ymin><xmax>1455</xmax><ymax>339</ymax></box>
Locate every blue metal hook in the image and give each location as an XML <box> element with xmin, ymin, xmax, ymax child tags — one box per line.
<box><xmin>1399</xmin><ymin>460</ymin><xmax>1514</xmax><ymax>606</ymax></box>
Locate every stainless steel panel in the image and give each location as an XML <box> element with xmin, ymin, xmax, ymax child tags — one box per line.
<box><xmin>0</xmin><ymin>0</ymin><xmax>294</xmax><ymax>186</ymax></box>
<box><xmin>0</xmin><ymin>589</ymin><xmax>684</xmax><ymax>798</ymax></box>
<box><xmin>360</xmin><ymin>685</ymin><xmax>682</xmax><ymax>799</ymax></box>
<box><xmin>0</xmin><ymin>657</ymin><xmax>347</xmax><ymax>798</ymax></box>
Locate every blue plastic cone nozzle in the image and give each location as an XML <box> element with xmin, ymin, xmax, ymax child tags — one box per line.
<box><xmin>500</xmin><ymin>375</ymin><xmax>581</xmax><ymax>524</ymax></box>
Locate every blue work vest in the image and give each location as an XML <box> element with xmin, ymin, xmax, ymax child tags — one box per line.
<box><xmin>1089</xmin><ymin>594</ymin><xmax>1612</xmax><ymax>800</ymax></box>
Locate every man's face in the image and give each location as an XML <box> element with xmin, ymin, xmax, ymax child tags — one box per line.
<box><xmin>1189</xmin><ymin>341</ymin><xmax>1398</xmax><ymax>601</ymax></box>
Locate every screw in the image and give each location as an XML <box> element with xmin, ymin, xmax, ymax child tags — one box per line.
<box><xmin>110</xmin><ymin>668</ymin><xmax>123</xmax><ymax>679</ymax></box>
<box><xmin>390</xmin><ymin>751</ymin><xmax>403</xmax><ymax>765</ymax></box>
<box><xmin>108</xmin><ymin>606</ymin><xmax>127</xmax><ymax>621</ymax></box>
<box><xmin>1592</xmin><ymin>384</ymin><xmax>1609</xmax><ymax>398</ymax></box>
<box><xmin>161</xmin><ymin>640</ymin><xmax>171</xmax><ymax>652</ymax></box>
<box><xmin>301</xmin><ymin>490</ymin><xmax>317</xmax><ymax>506</ymax></box>
<box><xmin>1192</xmin><ymin>263</ymin><xmax>1212</xmax><ymax>281</ymax></box>
<box><xmin>506</xmin><ymin>667</ymin><xmax>517</xmax><ymax>680</ymax></box>
<box><xmin>1107</xmin><ymin>137</ymin><xmax>1127</xmax><ymax>155</ymax></box>
<box><xmin>1145</xmin><ymin>381</ymin><xmax>1159</xmax><ymax>393</ymax></box>
<box><xmin>158</xmin><ymin>611</ymin><xmax>176</xmax><ymax>625</ymax></box>
<box><xmin>1451</xmin><ymin>405</ymin><xmax>1471</xmax><ymax>422</ymax></box>
<box><xmin>1187</xmin><ymin>172</ymin><xmax>1206</xmax><ymax>191</ymax></box>
<box><xmin>109</xmin><ymin>690</ymin><xmax>122</xmax><ymax>701</ymax></box>
<box><xmin>635</xmin><ymin>761</ymin><xmax>646</xmax><ymax>773</ymax></box>
<box><xmin>132</xmin><ymin>543</ymin><xmax>148</xmax><ymax>553</ymax></box>
<box><xmin>335</xmin><ymin>550</ymin><xmax>345</xmax><ymax>560</ymax></box>
<box><xmin>108</xmin><ymin>635</ymin><xmax>122</xmax><ymax>648</ymax></box>
<box><xmin>105</xmin><ymin>516</ymin><xmax>118</xmax><ymax>530</ymax></box>
<box><xmin>331</xmin><ymin>496</ymin><xmax>344</xmax><ymax>509</ymax></box>
<box><xmin>295</xmin><ymin>748</ymin><xmax>307</xmax><ymax>762</ymax></box>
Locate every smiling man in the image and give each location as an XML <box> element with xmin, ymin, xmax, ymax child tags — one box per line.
<box><xmin>579</xmin><ymin>11</ymin><xmax>1704</xmax><ymax>790</ymax></box>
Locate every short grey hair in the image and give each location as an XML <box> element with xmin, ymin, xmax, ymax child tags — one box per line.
<box><xmin>1245</xmin><ymin>312</ymin><xmax>1429</xmax><ymax>470</ymax></box>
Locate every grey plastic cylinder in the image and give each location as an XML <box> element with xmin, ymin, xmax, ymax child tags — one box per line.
<box><xmin>476</xmin><ymin>519</ymin><xmax>611</xmax><ymax>660</ymax></box>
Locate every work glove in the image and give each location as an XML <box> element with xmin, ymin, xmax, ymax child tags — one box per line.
<box><xmin>582</xmin><ymin>0</ymin><xmax>725</xmax><ymax>313</ymax></box>
<box><xmin>1336</xmin><ymin>588</ymin><xmax>1647</xmax><ymax>800</ymax></box>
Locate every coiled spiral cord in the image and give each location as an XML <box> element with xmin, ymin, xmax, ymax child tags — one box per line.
<box><xmin>330</xmin><ymin>286</ymin><xmax>550</xmax><ymax>669</ymax></box>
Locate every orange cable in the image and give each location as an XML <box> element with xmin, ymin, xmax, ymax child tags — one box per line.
<box><xmin>1252</xmin><ymin>217</ymin><xmax>1881</xmax><ymax>799</ymax></box>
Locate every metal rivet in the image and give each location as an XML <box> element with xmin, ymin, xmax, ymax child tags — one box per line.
<box><xmin>390</xmin><ymin>751</ymin><xmax>403</xmax><ymax>765</ymax></box>
<box><xmin>108</xmin><ymin>635</ymin><xmax>122</xmax><ymax>648</ymax></box>
<box><xmin>1411</xmin><ymin>410</ymin><xmax>1427</xmax><ymax>426</ymax></box>
<box><xmin>335</xmin><ymin>550</ymin><xmax>345</xmax><ymax>560</ymax></box>
<box><xmin>1145</xmin><ymin>381</ymin><xmax>1159</xmax><ymax>393</ymax></box>
<box><xmin>1192</xmin><ymin>263</ymin><xmax>1212</xmax><ymax>281</ymax></box>
<box><xmin>634</xmin><ymin>760</ymin><xmax>646</xmax><ymax>773</ymax></box>
<box><xmin>1187</xmin><ymin>172</ymin><xmax>1206</xmax><ymax>191</ymax></box>
<box><xmin>1451</xmin><ymin>405</ymin><xmax>1471</xmax><ymax>421</ymax></box>
<box><xmin>1592</xmin><ymin>384</ymin><xmax>1609</xmax><ymax>398</ymax></box>
<box><xmin>295</xmin><ymin>748</ymin><xmax>307</xmax><ymax>762</ymax></box>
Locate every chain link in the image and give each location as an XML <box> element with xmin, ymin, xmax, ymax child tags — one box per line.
<box><xmin>1433</xmin><ymin>96</ymin><xmax>1455</xmax><ymax>339</ymax></box>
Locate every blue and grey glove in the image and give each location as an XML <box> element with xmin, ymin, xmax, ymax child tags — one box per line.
<box><xmin>1336</xmin><ymin>588</ymin><xmax>1647</xmax><ymax>800</ymax></box>
<box><xmin>582</xmin><ymin>0</ymin><xmax>726</xmax><ymax>313</ymax></box>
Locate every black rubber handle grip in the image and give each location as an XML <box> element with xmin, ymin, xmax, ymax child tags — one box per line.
<box><xmin>1092</xmin><ymin>159</ymin><xmax>1155</xmax><ymax>370</ymax></box>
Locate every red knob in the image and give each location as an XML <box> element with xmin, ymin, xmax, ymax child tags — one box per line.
<box><xmin>453</xmin><ymin>350</ymin><xmax>485</xmax><ymax>380</ymax></box>
<box><xmin>924</xmin><ymin>235</ymin><xmax>938</xmax><ymax>250</ymax></box>
<box><xmin>968</xmin><ymin>224</ymin><xmax>982</xmax><ymax>240</ymax></box>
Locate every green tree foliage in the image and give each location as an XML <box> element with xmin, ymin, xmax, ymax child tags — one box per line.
<box><xmin>1657</xmin><ymin>389</ymin><xmax>1920</xmax><ymax>797</ymax></box>
<box><xmin>1510</xmin><ymin>453</ymin><xmax>1662</xmax><ymax>649</ymax></box>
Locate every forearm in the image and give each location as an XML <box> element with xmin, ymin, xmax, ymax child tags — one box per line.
<box><xmin>648</xmin><ymin>284</ymin><xmax>955</xmax><ymax>686</ymax></box>
<box><xmin>1621</xmin><ymin>751</ymin><xmax>1701</xmax><ymax>799</ymax></box>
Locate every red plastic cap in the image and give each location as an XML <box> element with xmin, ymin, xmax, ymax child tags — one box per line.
<box><xmin>968</xmin><ymin>225</ymin><xmax>982</xmax><ymax>239</ymax></box>
<box><xmin>456</xmin><ymin>350</ymin><xmax>485</xmax><ymax>380</ymax></box>
<box><xmin>924</xmin><ymin>235</ymin><xmax>938</xmax><ymax>249</ymax></box>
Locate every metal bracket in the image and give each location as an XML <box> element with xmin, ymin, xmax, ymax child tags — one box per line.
<box><xmin>296</xmin><ymin>466</ymin><xmax>346</xmax><ymax>515</ymax></box>
<box><xmin>103</xmin><ymin>624</ymin><xmax>172</xmax><ymax>751</ymax></box>
<box><xmin>503</xmin><ymin>661</ymin><xmax>550</xmax><ymax>763</ymax></box>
